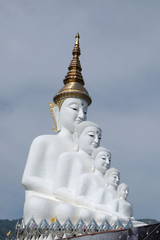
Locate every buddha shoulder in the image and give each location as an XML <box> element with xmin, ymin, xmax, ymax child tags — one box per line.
<box><xmin>59</xmin><ymin>152</ymin><xmax>79</xmax><ymax>162</ymax></box>
<box><xmin>30</xmin><ymin>134</ymin><xmax>60</xmax><ymax>148</ymax></box>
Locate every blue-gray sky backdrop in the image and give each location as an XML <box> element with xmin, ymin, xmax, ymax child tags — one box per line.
<box><xmin>0</xmin><ymin>0</ymin><xmax>160</xmax><ymax>221</ymax></box>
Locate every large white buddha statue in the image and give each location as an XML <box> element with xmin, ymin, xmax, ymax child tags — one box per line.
<box><xmin>22</xmin><ymin>33</ymin><xmax>140</xmax><ymax>228</ymax></box>
<box><xmin>22</xmin><ymin>34</ymin><xmax>92</xmax><ymax>224</ymax></box>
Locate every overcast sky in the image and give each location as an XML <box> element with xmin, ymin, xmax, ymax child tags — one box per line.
<box><xmin>0</xmin><ymin>0</ymin><xmax>160</xmax><ymax>222</ymax></box>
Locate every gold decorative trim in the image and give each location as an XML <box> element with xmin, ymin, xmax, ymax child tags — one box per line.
<box><xmin>48</xmin><ymin>103</ymin><xmax>59</xmax><ymax>132</ymax></box>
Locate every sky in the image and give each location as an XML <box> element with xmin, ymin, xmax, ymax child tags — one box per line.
<box><xmin>0</xmin><ymin>0</ymin><xmax>160</xmax><ymax>222</ymax></box>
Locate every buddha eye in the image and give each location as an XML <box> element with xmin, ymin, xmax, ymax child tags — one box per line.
<box><xmin>98</xmin><ymin>136</ymin><xmax>102</xmax><ymax>140</ymax></box>
<box><xmin>69</xmin><ymin>104</ymin><xmax>79</xmax><ymax>111</ymax></box>
<box><xmin>88</xmin><ymin>134</ymin><xmax>94</xmax><ymax>137</ymax></box>
<box><xmin>88</xmin><ymin>132</ymin><xmax>94</xmax><ymax>137</ymax></box>
<box><xmin>70</xmin><ymin>106</ymin><xmax>78</xmax><ymax>111</ymax></box>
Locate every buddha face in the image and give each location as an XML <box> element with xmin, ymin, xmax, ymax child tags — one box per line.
<box><xmin>120</xmin><ymin>186</ymin><xmax>129</xmax><ymax>200</ymax></box>
<box><xmin>59</xmin><ymin>98</ymin><xmax>88</xmax><ymax>133</ymax></box>
<box><xmin>78</xmin><ymin>126</ymin><xmax>101</xmax><ymax>155</ymax></box>
<box><xmin>107</xmin><ymin>171</ymin><xmax>120</xmax><ymax>188</ymax></box>
<box><xmin>94</xmin><ymin>151</ymin><xmax>111</xmax><ymax>174</ymax></box>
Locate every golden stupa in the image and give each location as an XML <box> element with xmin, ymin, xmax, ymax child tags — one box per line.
<box><xmin>53</xmin><ymin>33</ymin><xmax>92</xmax><ymax>109</ymax></box>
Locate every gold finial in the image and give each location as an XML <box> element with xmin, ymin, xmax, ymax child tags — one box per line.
<box><xmin>64</xmin><ymin>33</ymin><xmax>83</xmax><ymax>85</ymax></box>
<box><xmin>75</xmin><ymin>33</ymin><xmax>80</xmax><ymax>45</ymax></box>
<box><xmin>53</xmin><ymin>33</ymin><xmax>92</xmax><ymax>109</ymax></box>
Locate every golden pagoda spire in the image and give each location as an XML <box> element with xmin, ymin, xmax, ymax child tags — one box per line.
<box><xmin>75</xmin><ymin>33</ymin><xmax>80</xmax><ymax>45</ymax></box>
<box><xmin>63</xmin><ymin>33</ymin><xmax>84</xmax><ymax>85</ymax></box>
<box><xmin>53</xmin><ymin>33</ymin><xmax>92</xmax><ymax>109</ymax></box>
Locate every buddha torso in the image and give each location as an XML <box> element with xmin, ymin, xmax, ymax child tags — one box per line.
<box><xmin>22</xmin><ymin>133</ymin><xmax>74</xmax><ymax>195</ymax></box>
<box><xmin>117</xmin><ymin>198</ymin><xmax>133</xmax><ymax>218</ymax></box>
<box><xmin>54</xmin><ymin>152</ymin><xmax>93</xmax><ymax>198</ymax></box>
<box><xmin>77</xmin><ymin>172</ymin><xmax>105</xmax><ymax>200</ymax></box>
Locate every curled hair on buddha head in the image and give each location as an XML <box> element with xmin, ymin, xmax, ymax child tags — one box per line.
<box><xmin>92</xmin><ymin>147</ymin><xmax>111</xmax><ymax>160</ymax></box>
<box><xmin>117</xmin><ymin>183</ymin><xmax>129</xmax><ymax>197</ymax></box>
<box><xmin>74</xmin><ymin>121</ymin><xmax>101</xmax><ymax>139</ymax></box>
<box><xmin>105</xmin><ymin>167</ymin><xmax>120</xmax><ymax>186</ymax></box>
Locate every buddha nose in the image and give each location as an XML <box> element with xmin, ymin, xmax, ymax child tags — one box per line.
<box><xmin>116</xmin><ymin>176</ymin><xmax>119</xmax><ymax>181</ymax></box>
<box><xmin>78</xmin><ymin>108</ymin><xmax>86</xmax><ymax>120</ymax></box>
<box><xmin>94</xmin><ymin>135</ymin><xmax>99</xmax><ymax>144</ymax></box>
<box><xmin>106</xmin><ymin>158</ymin><xmax>110</xmax><ymax>164</ymax></box>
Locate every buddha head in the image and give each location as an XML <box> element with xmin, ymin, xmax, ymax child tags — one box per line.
<box><xmin>92</xmin><ymin>147</ymin><xmax>111</xmax><ymax>175</ymax></box>
<box><xmin>59</xmin><ymin>98</ymin><xmax>88</xmax><ymax>134</ymax></box>
<box><xmin>73</xmin><ymin>121</ymin><xmax>102</xmax><ymax>155</ymax></box>
<box><xmin>117</xmin><ymin>183</ymin><xmax>129</xmax><ymax>200</ymax></box>
<box><xmin>49</xmin><ymin>33</ymin><xmax>92</xmax><ymax>134</ymax></box>
<box><xmin>105</xmin><ymin>168</ymin><xmax>120</xmax><ymax>188</ymax></box>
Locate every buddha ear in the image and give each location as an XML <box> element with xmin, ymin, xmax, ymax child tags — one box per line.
<box><xmin>73</xmin><ymin>133</ymin><xmax>79</xmax><ymax>151</ymax></box>
<box><xmin>48</xmin><ymin>103</ymin><xmax>61</xmax><ymax>132</ymax></box>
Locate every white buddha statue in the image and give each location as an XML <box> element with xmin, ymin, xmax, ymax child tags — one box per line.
<box><xmin>112</xmin><ymin>183</ymin><xmax>134</xmax><ymax>225</ymax></box>
<box><xmin>53</xmin><ymin>121</ymin><xmax>101</xmax><ymax>223</ymax></box>
<box><xmin>75</xmin><ymin>147</ymin><xmax>111</xmax><ymax>207</ymax></box>
<box><xmin>21</xmin><ymin>33</ymin><xmax>146</xmax><ymax>228</ymax></box>
<box><xmin>93</xmin><ymin>168</ymin><xmax>120</xmax><ymax>223</ymax></box>
<box><xmin>74</xmin><ymin>147</ymin><xmax>111</xmax><ymax>224</ymax></box>
<box><xmin>22</xmin><ymin>34</ymin><xmax>92</xmax><ymax>224</ymax></box>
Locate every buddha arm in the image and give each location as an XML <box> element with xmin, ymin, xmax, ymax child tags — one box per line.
<box><xmin>75</xmin><ymin>175</ymin><xmax>94</xmax><ymax>208</ymax></box>
<box><xmin>53</xmin><ymin>154</ymin><xmax>75</xmax><ymax>203</ymax></box>
<box><xmin>127</xmin><ymin>203</ymin><xmax>134</xmax><ymax>218</ymax></box>
<box><xmin>94</xmin><ymin>188</ymin><xmax>105</xmax><ymax>210</ymax></box>
<box><xmin>22</xmin><ymin>136</ymin><xmax>52</xmax><ymax>195</ymax></box>
<box><xmin>94</xmin><ymin>188</ymin><xmax>112</xmax><ymax>213</ymax></box>
<box><xmin>112</xmin><ymin>199</ymin><xmax>119</xmax><ymax>216</ymax></box>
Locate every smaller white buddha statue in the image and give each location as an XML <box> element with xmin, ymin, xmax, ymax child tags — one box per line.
<box><xmin>53</xmin><ymin>121</ymin><xmax>102</xmax><ymax>223</ymax></box>
<box><xmin>112</xmin><ymin>183</ymin><xmax>134</xmax><ymax>225</ymax></box>
<box><xmin>75</xmin><ymin>147</ymin><xmax>111</xmax><ymax>207</ymax></box>
<box><xmin>94</xmin><ymin>168</ymin><xmax>120</xmax><ymax>223</ymax></box>
<box><xmin>53</xmin><ymin>121</ymin><xmax>102</xmax><ymax>202</ymax></box>
<box><xmin>75</xmin><ymin>147</ymin><xmax>111</xmax><ymax>223</ymax></box>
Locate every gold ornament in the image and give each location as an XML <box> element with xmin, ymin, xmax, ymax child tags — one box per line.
<box><xmin>53</xmin><ymin>33</ymin><xmax>92</xmax><ymax>109</ymax></box>
<box><xmin>48</xmin><ymin>103</ymin><xmax>60</xmax><ymax>132</ymax></box>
